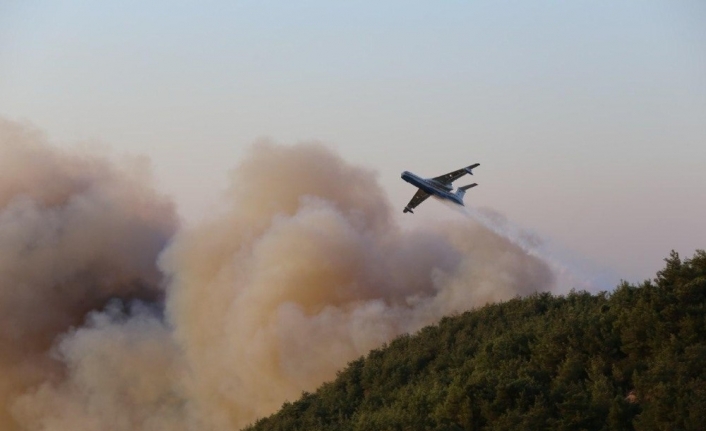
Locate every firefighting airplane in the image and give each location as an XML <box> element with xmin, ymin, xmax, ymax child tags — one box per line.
<box><xmin>401</xmin><ymin>163</ymin><xmax>480</xmax><ymax>214</ymax></box>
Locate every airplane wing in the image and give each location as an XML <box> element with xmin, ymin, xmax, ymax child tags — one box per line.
<box><xmin>432</xmin><ymin>163</ymin><xmax>480</xmax><ymax>185</ymax></box>
<box><xmin>403</xmin><ymin>188</ymin><xmax>431</xmax><ymax>213</ymax></box>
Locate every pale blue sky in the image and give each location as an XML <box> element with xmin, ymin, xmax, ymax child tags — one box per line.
<box><xmin>1</xmin><ymin>1</ymin><xmax>705</xmax><ymax>284</ymax></box>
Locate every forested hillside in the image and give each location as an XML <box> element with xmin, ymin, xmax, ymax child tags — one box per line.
<box><xmin>244</xmin><ymin>250</ymin><xmax>706</xmax><ymax>431</ymax></box>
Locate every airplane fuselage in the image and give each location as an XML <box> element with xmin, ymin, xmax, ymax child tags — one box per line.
<box><xmin>401</xmin><ymin>171</ymin><xmax>464</xmax><ymax>205</ymax></box>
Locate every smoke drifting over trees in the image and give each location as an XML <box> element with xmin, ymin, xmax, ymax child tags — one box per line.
<box><xmin>0</xmin><ymin>118</ymin><xmax>553</xmax><ymax>430</ymax></box>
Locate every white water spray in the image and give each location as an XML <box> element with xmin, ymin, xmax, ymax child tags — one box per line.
<box><xmin>438</xmin><ymin>198</ymin><xmax>611</xmax><ymax>292</ymax></box>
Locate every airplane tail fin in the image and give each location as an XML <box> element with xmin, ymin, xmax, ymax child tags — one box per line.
<box><xmin>455</xmin><ymin>183</ymin><xmax>477</xmax><ymax>203</ymax></box>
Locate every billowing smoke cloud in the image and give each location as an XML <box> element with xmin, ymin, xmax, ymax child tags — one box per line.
<box><xmin>2</xmin><ymin>122</ymin><xmax>554</xmax><ymax>431</ymax></box>
<box><xmin>0</xmin><ymin>118</ymin><xmax>177</xmax><ymax>430</ymax></box>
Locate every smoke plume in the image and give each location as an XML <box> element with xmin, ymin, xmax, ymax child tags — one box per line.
<box><xmin>1</xmin><ymin>121</ymin><xmax>554</xmax><ymax>431</ymax></box>
<box><xmin>0</xmin><ymin>118</ymin><xmax>177</xmax><ymax>430</ymax></box>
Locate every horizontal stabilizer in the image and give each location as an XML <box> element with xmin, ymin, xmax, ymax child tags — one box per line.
<box><xmin>458</xmin><ymin>183</ymin><xmax>477</xmax><ymax>191</ymax></box>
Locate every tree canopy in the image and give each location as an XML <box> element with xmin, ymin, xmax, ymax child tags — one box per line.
<box><xmin>243</xmin><ymin>250</ymin><xmax>706</xmax><ymax>431</ymax></box>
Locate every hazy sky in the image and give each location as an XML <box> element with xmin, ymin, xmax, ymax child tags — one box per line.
<box><xmin>1</xmin><ymin>1</ymin><xmax>705</xmax><ymax>284</ymax></box>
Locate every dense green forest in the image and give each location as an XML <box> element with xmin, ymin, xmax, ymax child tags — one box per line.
<box><xmin>244</xmin><ymin>250</ymin><xmax>706</xmax><ymax>431</ymax></box>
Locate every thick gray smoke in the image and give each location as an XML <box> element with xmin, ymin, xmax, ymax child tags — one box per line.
<box><xmin>0</xmin><ymin>118</ymin><xmax>178</xmax><ymax>430</ymax></box>
<box><xmin>1</xmin><ymin>122</ymin><xmax>554</xmax><ymax>431</ymax></box>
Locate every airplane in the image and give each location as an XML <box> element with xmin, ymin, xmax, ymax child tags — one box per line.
<box><xmin>401</xmin><ymin>163</ymin><xmax>480</xmax><ymax>214</ymax></box>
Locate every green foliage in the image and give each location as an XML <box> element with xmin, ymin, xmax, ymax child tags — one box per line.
<box><xmin>243</xmin><ymin>250</ymin><xmax>706</xmax><ymax>431</ymax></box>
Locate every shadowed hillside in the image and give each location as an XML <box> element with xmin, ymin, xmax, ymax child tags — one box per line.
<box><xmin>244</xmin><ymin>250</ymin><xmax>706</xmax><ymax>431</ymax></box>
